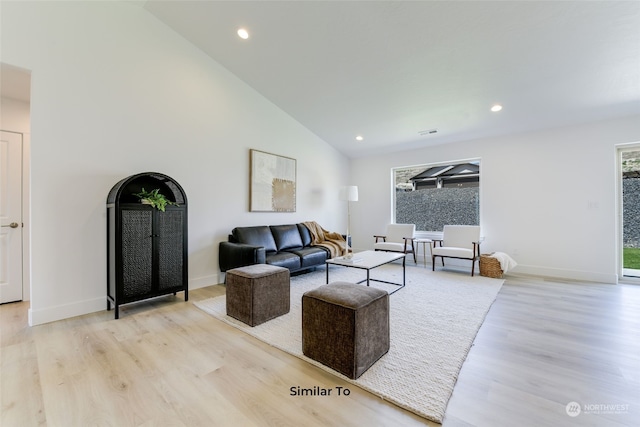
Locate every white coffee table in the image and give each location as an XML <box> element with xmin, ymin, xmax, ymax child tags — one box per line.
<box><xmin>325</xmin><ymin>250</ymin><xmax>406</xmax><ymax>294</ymax></box>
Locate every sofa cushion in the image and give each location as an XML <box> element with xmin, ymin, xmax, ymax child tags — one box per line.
<box><xmin>297</xmin><ymin>223</ymin><xmax>312</xmax><ymax>247</ymax></box>
<box><xmin>233</xmin><ymin>226</ymin><xmax>278</xmax><ymax>253</ymax></box>
<box><xmin>270</xmin><ymin>224</ymin><xmax>304</xmax><ymax>251</ymax></box>
<box><xmin>289</xmin><ymin>247</ymin><xmax>328</xmax><ymax>268</ymax></box>
<box><xmin>432</xmin><ymin>247</ymin><xmax>474</xmax><ymax>259</ymax></box>
<box><xmin>267</xmin><ymin>251</ymin><xmax>301</xmax><ymax>270</ymax></box>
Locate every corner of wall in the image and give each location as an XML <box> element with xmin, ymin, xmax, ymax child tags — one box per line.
<box><xmin>28</xmin><ymin>297</ymin><xmax>106</xmax><ymax>326</ymax></box>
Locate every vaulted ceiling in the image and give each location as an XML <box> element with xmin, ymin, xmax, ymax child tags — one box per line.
<box><xmin>143</xmin><ymin>1</ymin><xmax>640</xmax><ymax>158</ymax></box>
<box><xmin>3</xmin><ymin>2</ymin><xmax>639</xmax><ymax>158</ymax></box>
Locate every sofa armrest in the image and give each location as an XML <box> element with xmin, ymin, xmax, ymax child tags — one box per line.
<box><xmin>219</xmin><ymin>241</ymin><xmax>266</xmax><ymax>272</ymax></box>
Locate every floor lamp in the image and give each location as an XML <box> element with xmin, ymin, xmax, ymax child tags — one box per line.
<box><xmin>339</xmin><ymin>185</ymin><xmax>358</xmax><ymax>259</ymax></box>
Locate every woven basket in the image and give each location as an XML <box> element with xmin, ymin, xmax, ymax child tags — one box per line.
<box><xmin>479</xmin><ymin>253</ymin><xmax>503</xmax><ymax>278</ymax></box>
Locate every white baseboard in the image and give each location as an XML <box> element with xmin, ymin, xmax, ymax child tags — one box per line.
<box><xmin>28</xmin><ymin>275</ymin><xmax>221</xmax><ymax>326</ymax></box>
<box><xmin>29</xmin><ymin>296</ymin><xmax>106</xmax><ymax>326</ymax></box>
<box><xmin>510</xmin><ymin>264</ymin><xmax>618</xmax><ymax>284</ymax></box>
<box><xmin>189</xmin><ymin>274</ymin><xmax>221</xmax><ymax>290</ymax></box>
<box><xmin>28</xmin><ymin>264</ymin><xmax>615</xmax><ymax>326</ymax></box>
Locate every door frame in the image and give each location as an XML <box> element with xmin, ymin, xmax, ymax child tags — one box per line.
<box><xmin>0</xmin><ymin>129</ymin><xmax>30</xmax><ymax>302</ymax></box>
<box><xmin>616</xmin><ymin>142</ymin><xmax>640</xmax><ymax>284</ymax></box>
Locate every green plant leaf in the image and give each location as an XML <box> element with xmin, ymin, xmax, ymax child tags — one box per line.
<box><xmin>133</xmin><ymin>187</ymin><xmax>177</xmax><ymax>211</ymax></box>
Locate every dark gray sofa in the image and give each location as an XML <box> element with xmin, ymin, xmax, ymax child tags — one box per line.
<box><xmin>219</xmin><ymin>223</ymin><xmax>330</xmax><ymax>274</ymax></box>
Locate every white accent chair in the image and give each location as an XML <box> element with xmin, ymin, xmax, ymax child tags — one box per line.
<box><xmin>373</xmin><ymin>224</ymin><xmax>416</xmax><ymax>263</ymax></box>
<box><xmin>432</xmin><ymin>225</ymin><xmax>481</xmax><ymax>276</ymax></box>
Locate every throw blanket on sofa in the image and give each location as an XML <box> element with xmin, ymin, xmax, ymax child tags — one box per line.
<box><xmin>303</xmin><ymin>221</ymin><xmax>346</xmax><ymax>258</ymax></box>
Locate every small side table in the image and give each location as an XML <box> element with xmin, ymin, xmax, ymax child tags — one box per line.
<box><xmin>414</xmin><ymin>238</ymin><xmax>433</xmax><ymax>266</ymax></box>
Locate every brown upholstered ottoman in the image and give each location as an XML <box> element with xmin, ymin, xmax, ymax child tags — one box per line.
<box><xmin>226</xmin><ymin>264</ymin><xmax>290</xmax><ymax>326</ymax></box>
<box><xmin>302</xmin><ymin>282</ymin><xmax>390</xmax><ymax>379</ymax></box>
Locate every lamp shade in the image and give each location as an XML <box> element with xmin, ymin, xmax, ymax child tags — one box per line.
<box><xmin>339</xmin><ymin>185</ymin><xmax>359</xmax><ymax>202</ymax></box>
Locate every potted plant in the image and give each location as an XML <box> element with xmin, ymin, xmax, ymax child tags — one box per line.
<box><xmin>133</xmin><ymin>188</ymin><xmax>178</xmax><ymax>212</ymax></box>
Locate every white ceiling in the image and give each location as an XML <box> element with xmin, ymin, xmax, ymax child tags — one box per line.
<box><xmin>2</xmin><ymin>2</ymin><xmax>639</xmax><ymax>159</ymax></box>
<box><xmin>143</xmin><ymin>1</ymin><xmax>640</xmax><ymax>158</ymax></box>
<box><xmin>0</xmin><ymin>63</ymin><xmax>31</xmax><ymax>103</ymax></box>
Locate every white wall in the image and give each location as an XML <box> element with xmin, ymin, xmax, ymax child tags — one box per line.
<box><xmin>1</xmin><ymin>97</ymin><xmax>30</xmax><ymax>132</ymax></box>
<box><xmin>3</xmin><ymin>2</ymin><xmax>637</xmax><ymax>326</ymax></box>
<box><xmin>1</xmin><ymin>1</ymin><xmax>348</xmax><ymax>325</ymax></box>
<box><xmin>350</xmin><ymin>115</ymin><xmax>640</xmax><ymax>283</ymax></box>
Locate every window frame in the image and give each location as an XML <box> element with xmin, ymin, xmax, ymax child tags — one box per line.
<box><xmin>392</xmin><ymin>158</ymin><xmax>481</xmax><ymax>234</ymax></box>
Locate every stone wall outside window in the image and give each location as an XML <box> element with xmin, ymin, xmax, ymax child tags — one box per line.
<box><xmin>623</xmin><ymin>177</ymin><xmax>640</xmax><ymax>248</ymax></box>
<box><xmin>395</xmin><ymin>187</ymin><xmax>479</xmax><ymax>232</ymax></box>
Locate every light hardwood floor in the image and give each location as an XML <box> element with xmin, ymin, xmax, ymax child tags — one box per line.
<box><xmin>1</xmin><ymin>269</ymin><xmax>639</xmax><ymax>426</ymax></box>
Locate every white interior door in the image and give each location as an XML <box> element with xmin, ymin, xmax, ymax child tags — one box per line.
<box><xmin>0</xmin><ymin>131</ymin><xmax>23</xmax><ymax>303</ymax></box>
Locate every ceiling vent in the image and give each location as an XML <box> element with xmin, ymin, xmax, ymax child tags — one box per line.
<box><xmin>418</xmin><ymin>128</ymin><xmax>438</xmax><ymax>136</ymax></box>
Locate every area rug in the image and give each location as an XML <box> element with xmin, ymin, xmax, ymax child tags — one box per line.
<box><xmin>195</xmin><ymin>264</ymin><xmax>504</xmax><ymax>424</ymax></box>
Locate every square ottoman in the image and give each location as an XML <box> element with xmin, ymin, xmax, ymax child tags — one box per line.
<box><xmin>302</xmin><ymin>281</ymin><xmax>390</xmax><ymax>379</ymax></box>
<box><xmin>226</xmin><ymin>264</ymin><xmax>290</xmax><ymax>326</ymax></box>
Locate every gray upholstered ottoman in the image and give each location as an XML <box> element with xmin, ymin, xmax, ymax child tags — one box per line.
<box><xmin>226</xmin><ymin>264</ymin><xmax>290</xmax><ymax>326</ymax></box>
<box><xmin>302</xmin><ymin>282</ymin><xmax>390</xmax><ymax>379</ymax></box>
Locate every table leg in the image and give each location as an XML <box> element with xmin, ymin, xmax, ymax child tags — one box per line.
<box><xmin>403</xmin><ymin>254</ymin><xmax>406</xmax><ymax>285</ymax></box>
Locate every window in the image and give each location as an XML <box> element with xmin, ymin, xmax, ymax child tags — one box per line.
<box><xmin>621</xmin><ymin>148</ymin><xmax>640</xmax><ymax>277</ymax></box>
<box><xmin>393</xmin><ymin>160</ymin><xmax>480</xmax><ymax>232</ymax></box>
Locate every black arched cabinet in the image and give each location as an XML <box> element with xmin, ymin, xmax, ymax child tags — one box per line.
<box><xmin>107</xmin><ymin>172</ymin><xmax>188</xmax><ymax>319</ymax></box>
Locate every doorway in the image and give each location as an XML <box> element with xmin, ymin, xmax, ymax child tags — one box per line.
<box><xmin>0</xmin><ymin>131</ymin><xmax>23</xmax><ymax>302</ymax></box>
<box><xmin>1</xmin><ymin>63</ymin><xmax>31</xmax><ymax>304</ymax></box>
<box><xmin>619</xmin><ymin>144</ymin><xmax>640</xmax><ymax>281</ymax></box>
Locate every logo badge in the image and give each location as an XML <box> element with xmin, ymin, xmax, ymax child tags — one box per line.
<box><xmin>566</xmin><ymin>401</ymin><xmax>581</xmax><ymax>417</ymax></box>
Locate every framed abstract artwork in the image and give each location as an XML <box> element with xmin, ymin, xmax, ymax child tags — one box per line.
<box><xmin>250</xmin><ymin>149</ymin><xmax>296</xmax><ymax>212</ymax></box>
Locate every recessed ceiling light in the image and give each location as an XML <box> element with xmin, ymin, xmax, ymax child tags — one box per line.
<box><xmin>491</xmin><ymin>104</ymin><xmax>503</xmax><ymax>112</ymax></box>
<box><xmin>355</xmin><ymin>135</ymin><xmax>364</xmax><ymax>141</ymax></box>
<box><xmin>237</xmin><ymin>28</ymin><xmax>249</xmax><ymax>40</ymax></box>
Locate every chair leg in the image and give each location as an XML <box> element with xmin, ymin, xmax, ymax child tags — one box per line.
<box><xmin>471</xmin><ymin>259</ymin><xmax>475</xmax><ymax>277</ymax></box>
<box><xmin>432</xmin><ymin>256</ymin><xmax>436</xmax><ymax>271</ymax></box>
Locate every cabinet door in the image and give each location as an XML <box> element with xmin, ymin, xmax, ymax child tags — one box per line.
<box><xmin>121</xmin><ymin>209</ymin><xmax>153</xmax><ymax>297</ymax></box>
<box><xmin>155</xmin><ymin>209</ymin><xmax>185</xmax><ymax>291</ymax></box>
